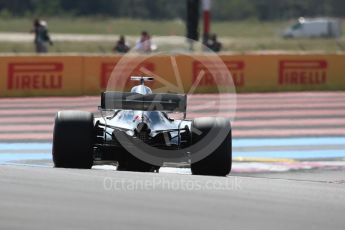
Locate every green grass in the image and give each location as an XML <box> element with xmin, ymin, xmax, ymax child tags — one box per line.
<box><xmin>0</xmin><ymin>17</ymin><xmax>344</xmax><ymax>53</ymax></box>
<box><xmin>0</xmin><ymin>17</ymin><xmax>341</xmax><ymax>37</ymax></box>
<box><xmin>0</xmin><ymin>17</ymin><xmax>186</xmax><ymax>35</ymax></box>
<box><xmin>0</xmin><ymin>41</ymin><xmax>115</xmax><ymax>53</ymax></box>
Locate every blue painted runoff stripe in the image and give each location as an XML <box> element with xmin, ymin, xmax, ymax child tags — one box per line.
<box><xmin>2</xmin><ymin>137</ymin><xmax>345</xmax><ymax>150</ymax></box>
<box><xmin>0</xmin><ymin>137</ymin><xmax>345</xmax><ymax>161</ymax></box>
<box><xmin>0</xmin><ymin>143</ymin><xmax>52</xmax><ymax>151</ymax></box>
<box><xmin>1</xmin><ymin>151</ymin><xmax>343</xmax><ymax>163</ymax></box>
<box><xmin>233</xmin><ymin>149</ymin><xmax>345</xmax><ymax>159</ymax></box>
<box><xmin>0</xmin><ymin>153</ymin><xmax>51</xmax><ymax>163</ymax></box>
<box><xmin>233</xmin><ymin>137</ymin><xmax>345</xmax><ymax>148</ymax></box>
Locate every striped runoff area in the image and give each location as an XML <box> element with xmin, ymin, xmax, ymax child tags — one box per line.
<box><xmin>0</xmin><ymin>92</ymin><xmax>345</xmax><ymax>161</ymax></box>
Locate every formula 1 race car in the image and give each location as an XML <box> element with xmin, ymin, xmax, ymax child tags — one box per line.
<box><xmin>52</xmin><ymin>76</ymin><xmax>232</xmax><ymax>176</ymax></box>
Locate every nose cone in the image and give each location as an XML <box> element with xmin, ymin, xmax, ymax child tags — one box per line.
<box><xmin>131</xmin><ymin>85</ymin><xmax>152</xmax><ymax>95</ymax></box>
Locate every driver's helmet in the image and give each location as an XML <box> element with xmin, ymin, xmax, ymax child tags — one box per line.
<box><xmin>131</xmin><ymin>85</ymin><xmax>152</xmax><ymax>95</ymax></box>
<box><xmin>132</xmin><ymin>111</ymin><xmax>162</xmax><ymax>124</ymax></box>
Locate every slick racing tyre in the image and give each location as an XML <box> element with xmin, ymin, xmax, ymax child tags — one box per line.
<box><xmin>53</xmin><ymin>111</ymin><xmax>94</xmax><ymax>169</ymax></box>
<box><xmin>191</xmin><ymin>117</ymin><xmax>232</xmax><ymax>176</ymax></box>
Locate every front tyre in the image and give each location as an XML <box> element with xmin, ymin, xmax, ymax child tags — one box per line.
<box><xmin>53</xmin><ymin>111</ymin><xmax>94</xmax><ymax>169</ymax></box>
<box><xmin>191</xmin><ymin>117</ymin><xmax>232</xmax><ymax>176</ymax></box>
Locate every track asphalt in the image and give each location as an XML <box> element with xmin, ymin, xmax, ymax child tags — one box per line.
<box><xmin>0</xmin><ymin>92</ymin><xmax>345</xmax><ymax>229</ymax></box>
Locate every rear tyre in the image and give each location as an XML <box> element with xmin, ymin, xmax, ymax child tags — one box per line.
<box><xmin>191</xmin><ymin>117</ymin><xmax>232</xmax><ymax>176</ymax></box>
<box><xmin>53</xmin><ymin>111</ymin><xmax>94</xmax><ymax>169</ymax></box>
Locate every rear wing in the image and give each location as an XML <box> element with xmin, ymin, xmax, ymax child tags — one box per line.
<box><xmin>130</xmin><ymin>76</ymin><xmax>154</xmax><ymax>83</ymax></box>
<box><xmin>100</xmin><ymin>91</ymin><xmax>187</xmax><ymax>113</ymax></box>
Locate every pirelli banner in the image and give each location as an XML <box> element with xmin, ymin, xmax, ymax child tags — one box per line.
<box><xmin>0</xmin><ymin>54</ymin><xmax>344</xmax><ymax>97</ymax></box>
<box><xmin>0</xmin><ymin>56</ymin><xmax>83</xmax><ymax>97</ymax></box>
<box><xmin>83</xmin><ymin>55</ymin><xmax>197</xmax><ymax>94</ymax></box>
<box><xmin>81</xmin><ymin>54</ymin><xmax>345</xmax><ymax>94</ymax></box>
<box><xmin>219</xmin><ymin>54</ymin><xmax>345</xmax><ymax>93</ymax></box>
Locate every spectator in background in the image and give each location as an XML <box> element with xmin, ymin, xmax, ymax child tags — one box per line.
<box><xmin>135</xmin><ymin>31</ymin><xmax>152</xmax><ymax>53</ymax></box>
<box><xmin>202</xmin><ymin>33</ymin><xmax>210</xmax><ymax>49</ymax></box>
<box><xmin>113</xmin><ymin>35</ymin><xmax>130</xmax><ymax>53</ymax></box>
<box><xmin>31</xmin><ymin>18</ymin><xmax>53</xmax><ymax>53</ymax></box>
<box><xmin>207</xmin><ymin>33</ymin><xmax>222</xmax><ymax>52</ymax></box>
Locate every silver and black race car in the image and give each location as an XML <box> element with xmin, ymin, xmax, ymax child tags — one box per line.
<box><xmin>52</xmin><ymin>76</ymin><xmax>232</xmax><ymax>176</ymax></box>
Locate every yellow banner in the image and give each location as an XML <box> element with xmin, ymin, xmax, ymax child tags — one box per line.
<box><xmin>0</xmin><ymin>54</ymin><xmax>345</xmax><ymax>97</ymax></box>
<box><xmin>0</xmin><ymin>56</ymin><xmax>83</xmax><ymax>97</ymax></box>
<box><xmin>83</xmin><ymin>55</ymin><xmax>193</xmax><ymax>94</ymax></box>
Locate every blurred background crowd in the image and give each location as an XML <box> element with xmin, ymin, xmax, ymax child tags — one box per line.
<box><xmin>0</xmin><ymin>0</ymin><xmax>344</xmax><ymax>53</ymax></box>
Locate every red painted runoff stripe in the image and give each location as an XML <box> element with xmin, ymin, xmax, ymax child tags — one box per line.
<box><xmin>190</xmin><ymin>98</ymin><xmax>345</xmax><ymax>105</ymax></box>
<box><xmin>186</xmin><ymin>109</ymin><xmax>345</xmax><ymax>119</ymax></box>
<box><xmin>234</xmin><ymin>118</ymin><xmax>345</xmax><ymax>128</ymax></box>
<box><xmin>0</xmin><ymin>117</ymin><xmax>54</xmax><ymax>124</ymax></box>
<box><xmin>234</xmin><ymin>109</ymin><xmax>345</xmax><ymax>118</ymax></box>
<box><xmin>0</xmin><ymin>133</ymin><xmax>52</xmax><ymax>141</ymax></box>
<box><xmin>0</xmin><ymin>96</ymin><xmax>99</xmax><ymax>103</ymax></box>
<box><xmin>236</xmin><ymin>102</ymin><xmax>345</xmax><ymax>110</ymax></box>
<box><xmin>191</xmin><ymin>101</ymin><xmax>345</xmax><ymax>111</ymax></box>
<box><xmin>0</xmin><ymin>102</ymin><xmax>98</xmax><ymax>109</ymax></box>
<box><xmin>188</xmin><ymin>92</ymin><xmax>345</xmax><ymax>99</ymax></box>
<box><xmin>233</xmin><ymin>128</ymin><xmax>345</xmax><ymax>138</ymax></box>
<box><xmin>2</xmin><ymin>107</ymin><xmax>343</xmax><ymax>117</ymax></box>
<box><xmin>1</xmin><ymin>92</ymin><xmax>345</xmax><ymax>140</ymax></box>
<box><xmin>0</xmin><ymin>125</ymin><xmax>52</xmax><ymax>132</ymax></box>
<box><xmin>0</xmin><ymin>108</ymin><xmax>97</xmax><ymax>116</ymax></box>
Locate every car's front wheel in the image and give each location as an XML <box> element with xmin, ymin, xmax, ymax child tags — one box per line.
<box><xmin>52</xmin><ymin>111</ymin><xmax>94</xmax><ymax>169</ymax></box>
